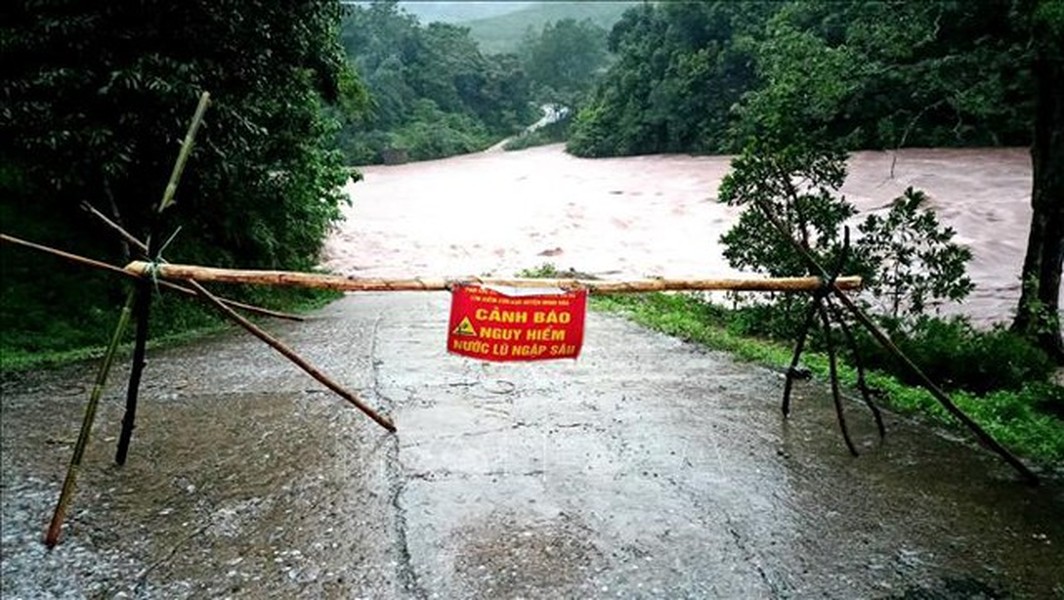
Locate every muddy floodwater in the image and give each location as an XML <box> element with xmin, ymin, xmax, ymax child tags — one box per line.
<box><xmin>3</xmin><ymin>146</ymin><xmax>1062</xmax><ymax>598</ymax></box>
<box><xmin>324</xmin><ymin>144</ymin><xmax>1036</xmax><ymax>328</ymax></box>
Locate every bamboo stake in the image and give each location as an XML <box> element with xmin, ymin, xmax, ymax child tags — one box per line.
<box><xmin>124</xmin><ymin>261</ymin><xmax>863</xmax><ymax>294</ymax></box>
<box><xmin>116</xmin><ymin>91</ymin><xmax>211</xmax><ymax>466</ymax></box>
<box><xmin>186</xmin><ymin>279</ymin><xmax>396</xmax><ymax>432</ymax></box>
<box><xmin>160</xmin><ymin>92</ymin><xmax>211</xmax><ymax>213</ymax></box>
<box><xmin>115</xmin><ymin>279</ymin><xmax>151</xmax><ymax>465</ymax></box>
<box><xmin>45</xmin><ymin>291</ymin><xmax>136</xmax><ymax>548</ymax></box>
<box><xmin>0</xmin><ymin>233</ymin><xmax>304</xmax><ymax>321</ymax></box>
<box><xmin>825</xmin><ymin>295</ymin><xmax>885</xmax><ymax>438</ymax></box>
<box><xmin>81</xmin><ymin>202</ymin><xmax>147</xmax><ymax>254</ymax></box>
<box><xmin>748</xmin><ymin>196</ymin><xmax>1039</xmax><ymax>484</ymax></box>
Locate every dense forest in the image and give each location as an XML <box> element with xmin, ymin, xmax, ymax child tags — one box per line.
<box><xmin>334</xmin><ymin>2</ymin><xmax>535</xmax><ymax>164</ymax></box>
<box><xmin>334</xmin><ymin>1</ymin><xmax>610</xmax><ymax>164</ymax></box>
<box><xmin>1</xmin><ymin>1</ymin><xmax>361</xmax><ymax>361</ymax></box>
<box><xmin>568</xmin><ymin>1</ymin><xmax>1033</xmax><ymax>157</ymax></box>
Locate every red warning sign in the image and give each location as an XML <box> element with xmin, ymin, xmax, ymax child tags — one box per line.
<box><xmin>447</xmin><ymin>284</ymin><xmax>587</xmax><ymax>362</ymax></box>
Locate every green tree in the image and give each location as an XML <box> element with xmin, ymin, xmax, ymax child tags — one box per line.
<box><xmin>765</xmin><ymin>0</ymin><xmax>1032</xmax><ymax>149</ymax></box>
<box><xmin>567</xmin><ymin>2</ymin><xmax>767</xmax><ymax>157</ymax></box>
<box><xmin>569</xmin><ymin>0</ymin><xmax>1032</xmax><ymax>158</ymax></box>
<box><xmin>1</xmin><ymin>0</ymin><xmax>360</xmax><ymax>355</ymax></box>
<box><xmin>855</xmin><ymin>188</ymin><xmax>974</xmax><ymax>320</ymax></box>
<box><xmin>718</xmin><ymin>146</ymin><xmax>976</xmax><ymax>337</ymax></box>
<box><xmin>716</xmin><ymin>140</ymin><xmax>858</xmax><ymax>337</ymax></box>
<box><xmin>520</xmin><ymin>18</ymin><xmax>608</xmax><ymax>107</ymax></box>
<box><xmin>337</xmin><ymin>1</ymin><xmax>535</xmax><ymax>164</ymax></box>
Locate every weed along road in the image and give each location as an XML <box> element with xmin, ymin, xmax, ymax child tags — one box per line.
<box><xmin>2</xmin><ymin>291</ymin><xmax>1062</xmax><ymax>597</ymax></box>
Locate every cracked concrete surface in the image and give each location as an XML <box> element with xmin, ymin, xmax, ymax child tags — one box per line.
<box><xmin>2</xmin><ymin>293</ymin><xmax>1063</xmax><ymax>598</ymax></box>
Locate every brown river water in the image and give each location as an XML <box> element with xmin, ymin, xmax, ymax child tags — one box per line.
<box><xmin>2</xmin><ymin>145</ymin><xmax>1061</xmax><ymax>598</ymax></box>
<box><xmin>324</xmin><ymin>144</ymin><xmax>1036</xmax><ymax>328</ymax></box>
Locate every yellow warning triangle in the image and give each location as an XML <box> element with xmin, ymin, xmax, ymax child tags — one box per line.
<box><xmin>452</xmin><ymin>316</ymin><xmax>477</xmax><ymax>336</ymax></box>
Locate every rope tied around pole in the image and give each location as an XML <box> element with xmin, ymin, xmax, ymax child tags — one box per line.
<box><xmin>147</xmin><ymin>227</ymin><xmax>182</xmax><ymax>297</ymax></box>
<box><xmin>145</xmin><ymin>259</ymin><xmax>164</xmax><ymax>297</ymax></box>
<box><xmin>813</xmin><ymin>276</ymin><xmax>834</xmax><ymax>301</ymax></box>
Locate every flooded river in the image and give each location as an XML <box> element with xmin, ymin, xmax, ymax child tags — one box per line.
<box><xmin>325</xmin><ymin>144</ymin><xmax>1035</xmax><ymax>328</ymax></box>
<box><xmin>2</xmin><ymin>146</ymin><xmax>1061</xmax><ymax>598</ymax></box>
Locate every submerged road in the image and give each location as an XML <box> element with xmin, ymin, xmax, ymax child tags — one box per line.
<box><xmin>2</xmin><ymin>293</ymin><xmax>1061</xmax><ymax>598</ymax></box>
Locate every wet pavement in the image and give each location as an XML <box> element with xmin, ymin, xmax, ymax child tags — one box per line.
<box><xmin>2</xmin><ymin>293</ymin><xmax>1062</xmax><ymax>598</ymax></box>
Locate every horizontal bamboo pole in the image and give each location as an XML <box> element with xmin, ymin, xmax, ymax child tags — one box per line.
<box><xmin>125</xmin><ymin>261</ymin><xmax>862</xmax><ymax>293</ymax></box>
<box><xmin>0</xmin><ymin>234</ymin><xmax>303</xmax><ymax>321</ymax></box>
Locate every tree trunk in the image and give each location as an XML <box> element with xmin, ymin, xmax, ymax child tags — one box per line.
<box><xmin>1013</xmin><ymin>2</ymin><xmax>1064</xmax><ymax>363</ymax></box>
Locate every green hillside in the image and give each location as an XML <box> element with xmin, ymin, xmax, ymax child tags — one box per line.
<box><xmin>396</xmin><ymin>1</ymin><xmax>534</xmax><ymax>24</ymax></box>
<box><xmin>464</xmin><ymin>1</ymin><xmax>639</xmax><ymax>54</ymax></box>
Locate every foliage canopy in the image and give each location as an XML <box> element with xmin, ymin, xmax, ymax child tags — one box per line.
<box><xmin>1</xmin><ymin>1</ymin><xmax>360</xmax><ymax>356</ymax></box>
<box><xmin>568</xmin><ymin>0</ymin><xmax>1032</xmax><ymax>157</ymax></box>
<box><xmin>336</xmin><ymin>1</ymin><xmax>537</xmax><ymax>164</ymax></box>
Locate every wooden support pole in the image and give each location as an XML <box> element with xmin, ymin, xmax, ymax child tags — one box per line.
<box><xmin>748</xmin><ymin>196</ymin><xmax>1040</xmax><ymax>484</ymax></box>
<box><xmin>825</xmin><ymin>295</ymin><xmax>885</xmax><ymax>438</ymax></box>
<box><xmin>0</xmin><ymin>233</ymin><xmax>303</xmax><ymax>321</ymax></box>
<box><xmin>114</xmin><ymin>279</ymin><xmax>151</xmax><ymax>466</ymax></box>
<box><xmin>124</xmin><ymin>261</ymin><xmax>863</xmax><ymax>294</ymax></box>
<box><xmin>186</xmin><ymin>279</ymin><xmax>396</xmax><ymax>432</ymax></box>
<box><xmin>115</xmin><ymin>91</ymin><xmax>211</xmax><ymax>466</ymax></box>
<box><xmin>45</xmin><ymin>292</ymin><xmax>136</xmax><ymax>548</ymax></box>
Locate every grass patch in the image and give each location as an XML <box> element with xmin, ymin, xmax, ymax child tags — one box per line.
<box><xmin>594</xmin><ymin>292</ymin><xmax>1064</xmax><ymax>469</ymax></box>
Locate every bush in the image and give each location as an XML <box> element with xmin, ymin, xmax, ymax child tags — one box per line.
<box><xmin>1032</xmin><ymin>383</ymin><xmax>1064</xmax><ymax>420</ymax></box>
<box><xmin>1</xmin><ymin>2</ymin><xmax>356</xmax><ymax>363</ymax></box>
<box><xmin>851</xmin><ymin>316</ymin><xmax>1056</xmax><ymax>395</ymax></box>
<box><xmin>855</xmin><ymin>187</ymin><xmax>974</xmax><ymax>319</ymax></box>
<box><xmin>719</xmin><ymin>295</ymin><xmax>806</xmax><ymax>340</ymax></box>
<box><xmin>395</xmin><ymin>120</ymin><xmax>490</xmax><ymax>162</ymax></box>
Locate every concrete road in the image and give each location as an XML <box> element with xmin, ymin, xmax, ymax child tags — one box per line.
<box><xmin>2</xmin><ymin>293</ymin><xmax>1062</xmax><ymax>598</ymax></box>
